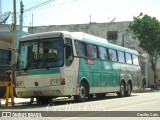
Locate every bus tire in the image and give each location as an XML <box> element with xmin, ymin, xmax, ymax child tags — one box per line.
<box><xmin>117</xmin><ymin>81</ymin><xmax>126</xmax><ymax>97</ymax></box>
<box><xmin>125</xmin><ymin>82</ymin><xmax>132</xmax><ymax>96</ymax></box>
<box><xmin>74</xmin><ymin>82</ymin><xmax>88</xmax><ymax>102</ymax></box>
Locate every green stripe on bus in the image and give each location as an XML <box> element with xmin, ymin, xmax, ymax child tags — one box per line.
<box><xmin>16</xmin><ymin>69</ymin><xmax>60</xmax><ymax>76</ymax></box>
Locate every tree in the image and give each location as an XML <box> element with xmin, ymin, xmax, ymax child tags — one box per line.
<box><xmin>129</xmin><ymin>12</ymin><xmax>160</xmax><ymax>84</ymax></box>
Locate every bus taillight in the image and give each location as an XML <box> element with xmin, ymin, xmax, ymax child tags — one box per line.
<box><xmin>60</xmin><ymin>78</ymin><xmax>65</xmax><ymax>85</ymax></box>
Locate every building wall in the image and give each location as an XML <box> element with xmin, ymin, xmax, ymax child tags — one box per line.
<box><xmin>0</xmin><ymin>40</ymin><xmax>11</xmax><ymax>49</ymax></box>
<box><xmin>28</xmin><ymin>21</ymin><xmax>159</xmax><ymax>86</ymax></box>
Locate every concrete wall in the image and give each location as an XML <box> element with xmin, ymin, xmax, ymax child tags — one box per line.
<box><xmin>28</xmin><ymin>21</ymin><xmax>159</xmax><ymax>86</ymax></box>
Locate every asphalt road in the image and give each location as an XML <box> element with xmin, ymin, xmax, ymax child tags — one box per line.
<box><xmin>0</xmin><ymin>92</ymin><xmax>160</xmax><ymax>120</ymax></box>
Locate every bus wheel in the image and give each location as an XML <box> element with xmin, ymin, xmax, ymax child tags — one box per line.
<box><xmin>125</xmin><ymin>82</ymin><xmax>132</xmax><ymax>96</ymax></box>
<box><xmin>36</xmin><ymin>97</ymin><xmax>52</xmax><ymax>104</ymax></box>
<box><xmin>74</xmin><ymin>82</ymin><xmax>88</xmax><ymax>102</ymax></box>
<box><xmin>117</xmin><ymin>82</ymin><xmax>126</xmax><ymax>97</ymax></box>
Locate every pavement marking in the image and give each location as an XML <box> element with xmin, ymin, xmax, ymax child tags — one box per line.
<box><xmin>107</xmin><ymin>100</ymin><xmax>160</xmax><ymax>111</ymax></box>
<box><xmin>61</xmin><ymin>100</ymin><xmax>160</xmax><ymax>120</ymax></box>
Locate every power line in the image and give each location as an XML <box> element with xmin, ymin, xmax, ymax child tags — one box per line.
<box><xmin>24</xmin><ymin>0</ymin><xmax>79</xmax><ymax>12</ymax></box>
<box><xmin>24</xmin><ymin>0</ymin><xmax>56</xmax><ymax>12</ymax></box>
<box><xmin>22</xmin><ymin>0</ymin><xmax>80</xmax><ymax>26</ymax></box>
<box><xmin>46</xmin><ymin>0</ymin><xmax>79</xmax><ymax>8</ymax></box>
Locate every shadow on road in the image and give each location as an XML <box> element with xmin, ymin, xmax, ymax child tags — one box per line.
<box><xmin>0</xmin><ymin>93</ymin><xmax>138</xmax><ymax>110</ymax></box>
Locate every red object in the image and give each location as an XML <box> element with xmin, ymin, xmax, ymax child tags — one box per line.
<box><xmin>5</xmin><ymin>74</ymin><xmax>13</xmax><ymax>82</ymax></box>
<box><xmin>20</xmin><ymin>71</ymin><xmax>28</xmax><ymax>76</ymax></box>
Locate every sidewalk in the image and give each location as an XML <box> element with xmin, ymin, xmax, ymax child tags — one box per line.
<box><xmin>0</xmin><ymin>97</ymin><xmax>32</xmax><ymax>106</ymax></box>
<box><xmin>0</xmin><ymin>97</ymin><xmax>69</xmax><ymax>106</ymax></box>
<box><xmin>134</xmin><ymin>87</ymin><xmax>160</xmax><ymax>93</ymax></box>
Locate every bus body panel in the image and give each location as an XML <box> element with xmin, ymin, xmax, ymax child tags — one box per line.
<box><xmin>78</xmin><ymin>58</ymin><xmax>121</xmax><ymax>94</ymax></box>
<box><xmin>75</xmin><ymin>34</ymin><xmax>141</xmax><ymax>95</ymax></box>
<box><xmin>16</xmin><ymin>68</ymin><xmax>63</xmax><ymax>97</ymax></box>
<box><xmin>63</xmin><ymin>57</ymin><xmax>80</xmax><ymax>95</ymax></box>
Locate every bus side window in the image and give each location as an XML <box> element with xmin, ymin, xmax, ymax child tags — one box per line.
<box><xmin>108</xmin><ymin>49</ymin><xmax>117</xmax><ymax>62</ymax></box>
<box><xmin>75</xmin><ymin>40</ymin><xmax>86</xmax><ymax>57</ymax></box>
<box><xmin>87</xmin><ymin>44</ymin><xmax>98</xmax><ymax>59</ymax></box>
<box><xmin>125</xmin><ymin>53</ymin><xmax>132</xmax><ymax>64</ymax></box>
<box><xmin>65</xmin><ymin>38</ymin><xmax>74</xmax><ymax>66</ymax></box>
<box><xmin>118</xmin><ymin>51</ymin><xmax>125</xmax><ymax>63</ymax></box>
<box><xmin>132</xmin><ymin>54</ymin><xmax>139</xmax><ymax>65</ymax></box>
<box><xmin>99</xmin><ymin>46</ymin><xmax>108</xmax><ymax>60</ymax></box>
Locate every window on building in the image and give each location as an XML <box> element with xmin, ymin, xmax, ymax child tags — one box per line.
<box><xmin>87</xmin><ymin>44</ymin><xmax>98</xmax><ymax>59</ymax></box>
<box><xmin>132</xmin><ymin>54</ymin><xmax>139</xmax><ymax>65</ymax></box>
<box><xmin>118</xmin><ymin>51</ymin><xmax>125</xmax><ymax>63</ymax></box>
<box><xmin>75</xmin><ymin>41</ymin><xmax>86</xmax><ymax>57</ymax></box>
<box><xmin>107</xmin><ymin>31</ymin><xmax>118</xmax><ymax>40</ymax></box>
<box><xmin>0</xmin><ymin>49</ymin><xmax>11</xmax><ymax>65</ymax></box>
<box><xmin>125</xmin><ymin>53</ymin><xmax>132</xmax><ymax>64</ymax></box>
<box><xmin>99</xmin><ymin>46</ymin><xmax>108</xmax><ymax>60</ymax></box>
<box><xmin>108</xmin><ymin>49</ymin><xmax>117</xmax><ymax>62</ymax></box>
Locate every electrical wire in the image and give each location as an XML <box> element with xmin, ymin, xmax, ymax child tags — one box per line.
<box><xmin>24</xmin><ymin>0</ymin><xmax>80</xmax><ymax>12</ymax></box>
<box><xmin>41</xmin><ymin>0</ymin><xmax>79</xmax><ymax>10</ymax></box>
<box><xmin>24</xmin><ymin>0</ymin><xmax>56</xmax><ymax>12</ymax></box>
<box><xmin>22</xmin><ymin>0</ymin><xmax>80</xmax><ymax>26</ymax></box>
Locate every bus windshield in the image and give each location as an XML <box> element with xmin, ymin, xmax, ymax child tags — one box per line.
<box><xmin>17</xmin><ymin>37</ymin><xmax>64</xmax><ymax>70</ymax></box>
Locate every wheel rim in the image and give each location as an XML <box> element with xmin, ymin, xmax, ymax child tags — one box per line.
<box><xmin>127</xmin><ymin>84</ymin><xmax>131</xmax><ymax>95</ymax></box>
<box><xmin>121</xmin><ymin>83</ymin><xmax>125</xmax><ymax>96</ymax></box>
<box><xmin>80</xmin><ymin>86</ymin><xmax>86</xmax><ymax>98</ymax></box>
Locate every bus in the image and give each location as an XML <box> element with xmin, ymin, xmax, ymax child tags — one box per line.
<box><xmin>15</xmin><ymin>31</ymin><xmax>142</xmax><ymax>103</ymax></box>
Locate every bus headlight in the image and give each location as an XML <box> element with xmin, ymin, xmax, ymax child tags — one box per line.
<box><xmin>60</xmin><ymin>78</ymin><xmax>65</xmax><ymax>85</ymax></box>
<box><xmin>16</xmin><ymin>81</ymin><xmax>25</xmax><ymax>88</ymax></box>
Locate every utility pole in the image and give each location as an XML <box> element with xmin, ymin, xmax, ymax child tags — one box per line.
<box><xmin>19</xmin><ymin>0</ymin><xmax>24</xmax><ymax>37</ymax></box>
<box><xmin>32</xmin><ymin>13</ymin><xmax>33</xmax><ymax>34</ymax></box>
<box><xmin>0</xmin><ymin>0</ymin><xmax>2</xmax><ymax>15</ymax></box>
<box><xmin>122</xmin><ymin>34</ymin><xmax>125</xmax><ymax>47</ymax></box>
<box><xmin>90</xmin><ymin>14</ymin><xmax>91</xmax><ymax>23</ymax></box>
<box><xmin>12</xmin><ymin>0</ymin><xmax>17</xmax><ymax>64</ymax></box>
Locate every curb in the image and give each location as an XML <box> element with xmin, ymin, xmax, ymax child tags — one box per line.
<box><xmin>0</xmin><ymin>98</ymin><xmax>31</xmax><ymax>106</ymax></box>
<box><xmin>134</xmin><ymin>88</ymin><xmax>160</xmax><ymax>93</ymax></box>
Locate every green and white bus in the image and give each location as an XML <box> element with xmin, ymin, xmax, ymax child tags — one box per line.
<box><xmin>15</xmin><ymin>31</ymin><xmax>142</xmax><ymax>103</ymax></box>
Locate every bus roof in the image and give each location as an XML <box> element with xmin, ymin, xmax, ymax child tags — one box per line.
<box><xmin>71</xmin><ymin>32</ymin><xmax>108</xmax><ymax>43</ymax></box>
<box><xmin>20</xmin><ymin>31</ymin><xmax>138</xmax><ymax>55</ymax></box>
<box><xmin>20</xmin><ymin>31</ymin><xmax>71</xmax><ymax>42</ymax></box>
<box><xmin>71</xmin><ymin>32</ymin><xmax>138</xmax><ymax>55</ymax></box>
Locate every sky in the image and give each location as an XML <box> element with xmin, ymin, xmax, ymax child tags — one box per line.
<box><xmin>1</xmin><ymin>0</ymin><xmax>160</xmax><ymax>26</ymax></box>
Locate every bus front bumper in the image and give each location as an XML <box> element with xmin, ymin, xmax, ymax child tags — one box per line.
<box><xmin>15</xmin><ymin>86</ymin><xmax>67</xmax><ymax>98</ymax></box>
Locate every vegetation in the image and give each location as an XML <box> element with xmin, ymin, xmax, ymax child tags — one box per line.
<box><xmin>129</xmin><ymin>12</ymin><xmax>160</xmax><ymax>83</ymax></box>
